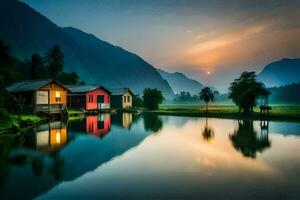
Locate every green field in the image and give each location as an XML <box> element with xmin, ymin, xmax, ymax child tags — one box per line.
<box><xmin>154</xmin><ymin>103</ymin><xmax>300</xmax><ymax>121</ymax></box>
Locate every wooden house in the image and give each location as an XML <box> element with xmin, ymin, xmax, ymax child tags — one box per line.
<box><xmin>6</xmin><ymin>79</ymin><xmax>69</xmax><ymax>115</ymax></box>
<box><xmin>110</xmin><ymin>88</ymin><xmax>134</xmax><ymax>108</ymax></box>
<box><xmin>66</xmin><ymin>85</ymin><xmax>110</xmax><ymax>111</ymax></box>
<box><xmin>86</xmin><ymin>114</ymin><xmax>111</xmax><ymax>138</ymax></box>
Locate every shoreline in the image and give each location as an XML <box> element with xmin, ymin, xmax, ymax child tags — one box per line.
<box><xmin>144</xmin><ymin>110</ymin><xmax>300</xmax><ymax>122</ymax></box>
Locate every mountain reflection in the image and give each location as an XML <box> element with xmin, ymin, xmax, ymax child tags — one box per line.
<box><xmin>230</xmin><ymin>120</ymin><xmax>271</xmax><ymax>159</ymax></box>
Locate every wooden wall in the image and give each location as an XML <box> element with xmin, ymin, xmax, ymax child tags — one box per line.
<box><xmin>38</xmin><ymin>82</ymin><xmax>68</xmax><ymax>105</ymax></box>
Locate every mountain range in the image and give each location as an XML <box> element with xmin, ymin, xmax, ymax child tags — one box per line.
<box><xmin>157</xmin><ymin>69</ymin><xmax>204</xmax><ymax>95</ymax></box>
<box><xmin>0</xmin><ymin>0</ymin><xmax>174</xmax><ymax>98</ymax></box>
<box><xmin>257</xmin><ymin>58</ymin><xmax>300</xmax><ymax>87</ymax></box>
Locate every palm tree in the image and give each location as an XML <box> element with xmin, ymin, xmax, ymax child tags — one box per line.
<box><xmin>199</xmin><ymin>87</ymin><xmax>215</xmax><ymax>112</ymax></box>
<box><xmin>44</xmin><ymin>45</ymin><xmax>64</xmax><ymax>78</ymax></box>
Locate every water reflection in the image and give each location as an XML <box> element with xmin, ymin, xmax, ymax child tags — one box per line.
<box><xmin>0</xmin><ymin>115</ymin><xmax>300</xmax><ymax>200</ymax></box>
<box><xmin>201</xmin><ymin>118</ymin><xmax>215</xmax><ymax>142</ymax></box>
<box><xmin>86</xmin><ymin>114</ymin><xmax>111</xmax><ymax>138</ymax></box>
<box><xmin>24</xmin><ymin>120</ymin><xmax>69</xmax><ymax>154</ymax></box>
<box><xmin>229</xmin><ymin>120</ymin><xmax>271</xmax><ymax>159</ymax></box>
<box><xmin>143</xmin><ymin>113</ymin><xmax>163</xmax><ymax>133</ymax></box>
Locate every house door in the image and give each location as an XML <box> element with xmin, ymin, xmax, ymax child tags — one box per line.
<box><xmin>36</xmin><ymin>91</ymin><xmax>49</xmax><ymax>104</ymax></box>
<box><xmin>97</xmin><ymin>95</ymin><xmax>104</xmax><ymax>110</ymax></box>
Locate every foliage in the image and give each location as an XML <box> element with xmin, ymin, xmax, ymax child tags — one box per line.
<box><xmin>57</xmin><ymin>72</ymin><xmax>81</xmax><ymax>85</ymax></box>
<box><xmin>229</xmin><ymin>72</ymin><xmax>269</xmax><ymax>114</ymax></box>
<box><xmin>132</xmin><ymin>95</ymin><xmax>143</xmax><ymax>107</ymax></box>
<box><xmin>199</xmin><ymin>87</ymin><xmax>217</xmax><ymax>112</ymax></box>
<box><xmin>268</xmin><ymin>82</ymin><xmax>300</xmax><ymax>104</ymax></box>
<box><xmin>44</xmin><ymin>45</ymin><xmax>64</xmax><ymax>78</ymax></box>
<box><xmin>173</xmin><ymin>91</ymin><xmax>199</xmax><ymax>103</ymax></box>
<box><xmin>142</xmin><ymin>88</ymin><xmax>164</xmax><ymax>110</ymax></box>
<box><xmin>27</xmin><ymin>53</ymin><xmax>46</xmax><ymax>79</ymax></box>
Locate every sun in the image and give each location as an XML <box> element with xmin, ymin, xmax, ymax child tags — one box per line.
<box><xmin>207</xmin><ymin>71</ymin><xmax>211</xmax><ymax>75</ymax></box>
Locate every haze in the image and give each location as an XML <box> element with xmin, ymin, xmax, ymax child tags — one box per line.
<box><xmin>23</xmin><ymin>0</ymin><xmax>300</xmax><ymax>92</ymax></box>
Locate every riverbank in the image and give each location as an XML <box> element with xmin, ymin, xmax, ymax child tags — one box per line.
<box><xmin>144</xmin><ymin>104</ymin><xmax>300</xmax><ymax>122</ymax></box>
<box><xmin>0</xmin><ymin>114</ymin><xmax>50</xmax><ymax>134</ymax></box>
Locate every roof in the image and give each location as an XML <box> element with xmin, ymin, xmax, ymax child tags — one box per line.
<box><xmin>6</xmin><ymin>79</ymin><xmax>68</xmax><ymax>93</ymax></box>
<box><xmin>109</xmin><ymin>88</ymin><xmax>134</xmax><ymax>96</ymax></box>
<box><xmin>66</xmin><ymin>85</ymin><xmax>111</xmax><ymax>94</ymax></box>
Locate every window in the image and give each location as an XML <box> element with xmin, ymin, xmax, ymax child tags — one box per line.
<box><xmin>55</xmin><ymin>91</ymin><xmax>61</xmax><ymax>102</ymax></box>
<box><xmin>89</xmin><ymin>95</ymin><xmax>93</xmax><ymax>103</ymax></box>
<box><xmin>124</xmin><ymin>96</ymin><xmax>126</xmax><ymax>103</ymax></box>
<box><xmin>127</xmin><ymin>96</ymin><xmax>130</xmax><ymax>102</ymax></box>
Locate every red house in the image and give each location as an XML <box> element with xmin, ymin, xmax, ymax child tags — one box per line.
<box><xmin>86</xmin><ymin>114</ymin><xmax>111</xmax><ymax>138</ymax></box>
<box><xmin>67</xmin><ymin>85</ymin><xmax>111</xmax><ymax>111</ymax></box>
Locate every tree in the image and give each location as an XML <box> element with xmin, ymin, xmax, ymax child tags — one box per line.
<box><xmin>57</xmin><ymin>72</ymin><xmax>80</xmax><ymax>85</ymax></box>
<box><xmin>142</xmin><ymin>88</ymin><xmax>164</xmax><ymax>110</ymax></box>
<box><xmin>199</xmin><ymin>87</ymin><xmax>215</xmax><ymax>112</ymax></box>
<box><xmin>132</xmin><ymin>95</ymin><xmax>143</xmax><ymax>108</ymax></box>
<box><xmin>28</xmin><ymin>53</ymin><xmax>44</xmax><ymax>79</ymax></box>
<box><xmin>229</xmin><ymin>72</ymin><xmax>269</xmax><ymax>114</ymax></box>
<box><xmin>44</xmin><ymin>45</ymin><xmax>64</xmax><ymax>78</ymax></box>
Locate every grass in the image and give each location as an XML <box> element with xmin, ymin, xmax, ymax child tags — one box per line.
<box><xmin>153</xmin><ymin>103</ymin><xmax>300</xmax><ymax>121</ymax></box>
<box><xmin>0</xmin><ymin>114</ymin><xmax>46</xmax><ymax>133</ymax></box>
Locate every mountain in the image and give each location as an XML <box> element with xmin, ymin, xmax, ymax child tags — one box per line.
<box><xmin>257</xmin><ymin>58</ymin><xmax>300</xmax><ymax>87</ymax></box>
<box><xmin>0</xmin><ymin>0</ymin><xmax>174</xmax><ymax>98</ymax></box>
<box><xmin>157</xmin><ymin>69</ymin><xmax>204</xmax><ymax>95</ymax></box>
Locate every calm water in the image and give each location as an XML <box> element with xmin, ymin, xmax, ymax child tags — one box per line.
<box><xmin>1</xmin><ymin>113</ymin><xmax>300</xmax><ymax>200</ymax></box>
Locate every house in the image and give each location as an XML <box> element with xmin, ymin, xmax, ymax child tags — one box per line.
<box><xmin>66</xmin><ymin>85</ymin><xmax>110</xmax><ymax>111</ymax></box>
<box><xmin>110</xmin><ymin>88</ymin><xmax>134</xmax><ymax>108</ymax></box>
<box><xmin>6</xmin><ymin>79</ymin><xmax>69</xmax><ymax>115</ymax></box>
<box><xmin>86</xmin><ymin>114</ymin><xmax>111</xmax><ymax>138</ymax></box>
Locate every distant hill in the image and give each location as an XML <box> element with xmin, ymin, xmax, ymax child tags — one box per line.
<box><xmin>268</xmin><ymin>82</ymin><xmax>300</xmax><ymax>104</ymax></box>
<box><xmin>257</xmin><ymin>58</ymin><xmax>300</xmax><ymax>87</ymax></box>
<box><xmin>0</xmin><ymin>0</ymin><xmax>174</xmax><ymax>98</ymax></box>
<box><xmin>157</xmin><ymin>69</ymin><xmax>204</xmax><ymax>95</ymax></box>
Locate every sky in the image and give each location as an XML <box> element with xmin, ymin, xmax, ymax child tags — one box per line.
<box><xmin>23</xmin><ymin>0</ymin><xmax>300</xmax><ymax>92</ymax></box>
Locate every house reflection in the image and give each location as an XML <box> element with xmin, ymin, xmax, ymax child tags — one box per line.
<box><xmin>229</xmin><ymin>120</ymin><xmax>271</xmax><ymax>159</ymax></box>
<box><xmin>86</xmin><ymin>114</ymin><xmax>111</xmax><ymax>138</ymax></box>
<box><xmin>25</xmin><ymin>121</ymin><xmax>69</xmax><ymax>154</ymax></box>
<box><xmin>111</xmin><ymin>112</ymin><xmax>134</xmax><ymax>129</ymax></box>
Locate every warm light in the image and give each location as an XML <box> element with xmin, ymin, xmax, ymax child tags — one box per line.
<box><xmin>207</xmin><ymin>71</ymin><xmax>211</xmax><ymax>75</ymax></box>
<box><xmin>56</xmin><ymin>132</ymin><xmax>61</xmax><ymax>143</ymax></box>
<box><xmin>55</xmin><ymin>91</ymin><xmax>61</xmax><ymax>98</ymax></box>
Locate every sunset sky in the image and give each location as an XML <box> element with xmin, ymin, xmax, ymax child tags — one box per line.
<box><xmin>23</xmin><ymin>0</ymin><xmax>300</xmax><ymax>91</ymax></box>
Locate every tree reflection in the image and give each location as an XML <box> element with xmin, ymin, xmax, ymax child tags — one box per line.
<box><xmin>230</xmin><ymin>120</ymin><xmax>271</xmax><ymax>159</ymax></box>
<box><xmin>202</xmin><ymin>118</ymin><xmax>215</xmax><ymax>142</ymax></box>
<box><xmin>143</xmin><ymin>114</ymin><xmax>163</xmax><ymax>133</ymax></box>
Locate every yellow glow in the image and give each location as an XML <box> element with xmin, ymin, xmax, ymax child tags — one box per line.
<box><xmin>56</xmin><ymin>132</ymin><xmax>61</xmax><ymax>143</ymax></box>
<box><xmin>207</xmin><ymin>71</ymin><xmax>211</xmax><ymax>75</ymax></box>
<box><xmin>55</xmin><ymin>91</ymin><xmax>61</xmax><ymax>98</ymax></box>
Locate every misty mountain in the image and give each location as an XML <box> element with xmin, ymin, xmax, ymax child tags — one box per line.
<box><xmin>0</xmin><ymin>0</ymin><xmax>174</xmax><ymax>98</ymax></box>
<box><xmin>157</xmin><ymin>69</ymin><xmax>204</xmax><ymax>95</ymax></box>
<box><xmin>257</xmin><ymin>58</ymin><xmax>300</xmax><ymax>87</ymax></box>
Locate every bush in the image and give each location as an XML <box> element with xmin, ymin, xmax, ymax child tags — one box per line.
<box><xmin>142</xmin><ymin>88</ymin><xmax>164</xmax><ymax>110</ymax></box>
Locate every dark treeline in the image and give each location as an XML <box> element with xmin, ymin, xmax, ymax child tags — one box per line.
<box><xmin>268</xmin><ymin>82</ymin><xmax>300</xmax><ymax>104</ymax></box>
<box><xmin>0</xmin><ymin>39</ymin><xmax>83</xmax><ymax>117</ymax></box>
